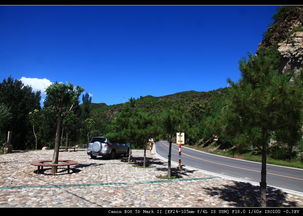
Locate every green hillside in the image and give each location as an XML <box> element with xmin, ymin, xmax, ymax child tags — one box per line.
<box><xmin>84</xmin><ymin>87</ymin><xmax>230</xmax><ymax>150</ymax></box>
<box><xmin>90</xmin><ymin>87</ymin><xmax>229</xmax><ymax>117</ymax></box>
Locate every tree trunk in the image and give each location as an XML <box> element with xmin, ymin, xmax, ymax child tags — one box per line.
<box><xmin>288</xmin><ymin>145</ymin><xmax>293</xmax><ymax>161</ymax></box>
<box><xmin>168</xmin><ymin>140</ymin><xmax>172</xmax><ymax>178</ymax></box>
<box><xmin>87</xmin><ymin>132</ymin><xmax>90</xmax><ymax>143</ymax></box>
<box><xmin>4</xmin><ymin>131</ymin><xmax>13</xmax><ymax>153</ymax></box>
<box><xmin>52</xmin><ymin>115</ymin><xmax>62</xmax><ymax>174</ymax></box>
<box><xmin>66</xmin><ymin>132</ymin><xmax>69</xmax><ymax>148</ymax></box>
<box><xmin>32</xmin><ymin>125</ymin><xmax>38</xmax><ymax>150</ymax></box>
<box><xmin>61</xmin><ymin>127</ymin><xmax>64</xmax><ymax>146</ymax></box>
<box><xmin>260</xmin><ymin>140</ymin><xmax>267</xmax><ymax>207</ymax></box>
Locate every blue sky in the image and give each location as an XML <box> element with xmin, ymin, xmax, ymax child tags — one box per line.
<box><xmin>0</xmin><ymin>5</ymin><xmax>278</xmax><ymax>105</ymax></box>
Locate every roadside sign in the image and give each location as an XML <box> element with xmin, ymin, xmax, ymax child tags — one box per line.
<box><xmin>176</xmin><ymin>132</ymin><xmax>185</xmax><ymax>145</ymax></box>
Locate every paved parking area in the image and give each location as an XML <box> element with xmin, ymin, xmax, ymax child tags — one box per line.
<box><xmin>0</xmin><ymin>149</ymin><xmax>302</xmax><ymax>207</ymax></box>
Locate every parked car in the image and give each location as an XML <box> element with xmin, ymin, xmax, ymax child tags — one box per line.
<box><xmin>87</xmin><ymin>136</ymin><xmax>130</xmax><ymax>159</ymax></box>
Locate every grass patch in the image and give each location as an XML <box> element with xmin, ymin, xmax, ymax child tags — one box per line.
<box><xmin>184</xmin><ymin>145</ymin><xmax>303</xmax><ymax>169</ymax></box>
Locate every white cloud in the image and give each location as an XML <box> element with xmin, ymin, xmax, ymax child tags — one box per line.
<box><xmin>20</xmin><ymin>77</ymin><xmax>53</xmax><ymax>94</ymax></box>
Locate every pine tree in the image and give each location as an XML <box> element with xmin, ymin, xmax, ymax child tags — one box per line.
<box><xmin>226</xmin><ymin>47</ymin><xmax>303</xmax><ymax>207</ymax></box>
<box><xmin>158</xmin><ymin>109</ymin><xmax>182</xmax><ymax>178</ymax></box>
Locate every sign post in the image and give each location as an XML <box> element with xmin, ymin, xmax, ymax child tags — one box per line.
<box><xmin>176</xmin><ymin>132</ymin><xmax>184</xmax><ymax>169</ymax></box>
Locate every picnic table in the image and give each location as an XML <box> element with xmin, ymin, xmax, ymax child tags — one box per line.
<box><xmin>30</xmin><ymin>160</ymin><xmax>78</xmax><ymax>174</ymax></box>
<box><xmin>59</xmin><ymin>146</ymin><xmax>78</xmax><ymax>152</ymax></box>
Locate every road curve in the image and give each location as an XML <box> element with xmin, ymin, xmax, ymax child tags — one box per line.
<box><xmin>155</xmin><ymin>140</ymin><xmax>303</xmax><ymax>195</ymax></box>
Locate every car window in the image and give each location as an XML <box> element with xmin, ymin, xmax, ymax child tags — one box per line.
<box><xmin>91</xmin><ymin>137</ymin><xmax>106</xmax><ymax>143</ymax></box>
<box><xmin>109</xmin><ymin>138</ymin><xmax>117</xmax><ymax>143</ymax></box>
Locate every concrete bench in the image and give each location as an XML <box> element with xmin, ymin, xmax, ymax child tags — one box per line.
<box><xmin>30</xmin><ymin>160</ymin><xmax>78</xmax><ymax>174</ymax></box>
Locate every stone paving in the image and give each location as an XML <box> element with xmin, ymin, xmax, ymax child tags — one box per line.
<box><xmin>0</xmin><ymin>148</ymin><xmax>303</xmax><ymax>207</ymax></box>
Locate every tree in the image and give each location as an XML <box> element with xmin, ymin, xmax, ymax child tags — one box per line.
<box><xmin>128</xmin><ymin>97</ymin><xmax>136</xmax><ymax>108</ymax></box>
<box><xmin>81</xmin><ymin>92</ymin><xmax>92</xmax><ymax>120</ymax></box>
<box><xmin>44</xmin><ymin>82</ymin><xmax>83</xmax><ymax>174</ymax></box>
<box><xmin>37</xmin><ymin>107</ymin><xmax>57</xmax><ymax>149</ymax></box>
<box><xmin>62</xmin><ymin>112</ymin><xmax>80</xmax><ymax>147</ymax></box>
<box><xmin>106</xmin><ymin>98</ymin><xmax>158</xmax><ymax>166</ymax></box>
<box><xmin>188</xmin><ymin>101</ymin><xmax>210</xmax><ymax>120</ymax></box>
<box><xmin>28</xmin><ymin>109</ymin><xmax>43</xmax><ymax>150</ymax></box>
<box><xmin>130</xmin><ymin>111</ymin><xmax>156</xmax><ymax>167</ymax></box>
<box><xmin>84</xmin><ymin>118</ymin><xmax>96</xmax><ymax>143</ymax></box>
<box><xmin>0</xmin><ymin>103</ymin><xmax>11</xmax><ymax>128</ymax></box>
<box><xmin>158</xmin><ymin>108</ymin><xmax>182</xmax><ymax>178</ymax></box>
<box><xmin>80</xmin><ymin>93</ymin><xmax>93</xmax><ymax>142</ymax></box>
<box><xmin>0</xmin><ymin>103</ymin><xmax>12</xmax><ymax>145</ymax></box>
<box><xmin>272</xmin><ymin>69</ymin><xmax>303</xmax><ymax>160</ymax></box>
<box><xmin>226</xmin><ymin>47</ymin><xmax>303</xmax><ymax>207</ymax></box>
<box><xmin>0</xmin><ymin>77</ymin><xmax>41</xmax><ymax>149</ymax></box>
<box><xmin>106</xmin><ymin>105</ymin><xmax>133</xmax><ymax>146</ymax></box>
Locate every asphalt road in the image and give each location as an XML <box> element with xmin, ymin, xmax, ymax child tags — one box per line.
<box><xmin>155</xmin><ymin>140</ymin><xmax>303</xmax><ymax>194</ymax></box>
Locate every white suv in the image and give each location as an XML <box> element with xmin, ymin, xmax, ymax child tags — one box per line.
<box><xmin>87</xmin><ymin>136</ymin><xmax>130</xmax><ymax>159</ymax></box>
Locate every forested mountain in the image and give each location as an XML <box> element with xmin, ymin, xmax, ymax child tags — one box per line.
<box><xmin>81</xmin><ymin>87</ymin><xmax>229</xmax><ymax>150</ymax></box>
<box><xmin>90</xmin><ymin>88</ymin><xmax>228</xmax><ymax>116</ymax></box>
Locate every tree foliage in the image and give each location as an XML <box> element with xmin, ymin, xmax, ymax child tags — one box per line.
<box><xmin>44</xmin><ymin>82</ymin><xmax>83</xmax><ymax>173</ymax></box>
<box><xmin>106</xmin><ymin>99</ymin><xmax>158</xmax><ymax>149</ymax></box>
<box><xmin>0</xmin><ymin>103</ymin><xmax>12</xmax><ymax>145</ymax></box>
<box><xmin>28</xmin><ymin>109</ymin><xmax>43</xmax><ymax>150</ymax></box>
<box><xmin>225</xmin><ymin>46</ymin><xmax>303</xmax><ymax>207</ymax></box>
<box><xmin>225</xmin><ymin>47</ymin><xmax>303</xmax><ymax>154</ymax></box>
<box><xmin>0</xmin><ymin>77</ymin><xmax>41</xmax><ymax>149</ymax></box>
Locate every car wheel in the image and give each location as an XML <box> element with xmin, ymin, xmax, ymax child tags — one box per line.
<box><xmin>91</xmin><ymin>154</ymin><xmax>97</xmax><ymax>159</ymax></box>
